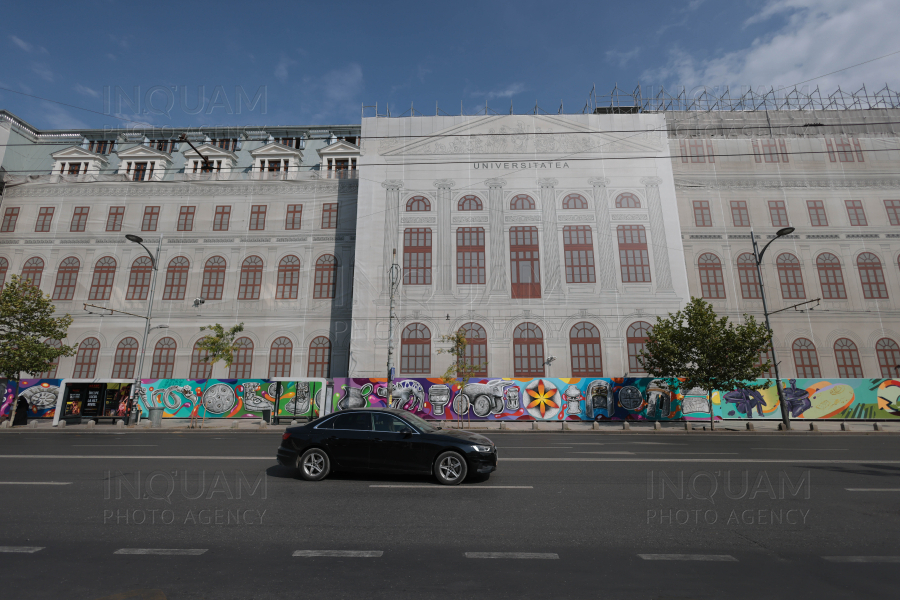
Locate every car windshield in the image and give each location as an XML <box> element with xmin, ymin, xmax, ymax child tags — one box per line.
<box><xmin>398</xmin><ymin>411</ymin><xmax>439</xmax><ymax>433</ymax></box>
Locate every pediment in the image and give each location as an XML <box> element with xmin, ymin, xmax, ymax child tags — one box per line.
<box><xmin>183</xmin><ymin>143</ymin><xmax>238</xmax><ymax>161</ymax></box>
<box><xmin>250</xmin><ymin>142</ymin><xmax>303</xmax><ymax>159</ymax></box>
<box><xmin>317</xmin><ymin>140</ymin><xmax>360</xmax><ymax>156</ymax></box>
<box><xmin>116</xmin><ymin>144</ymin><xmax>173</xmax><ymax>162</ymax></box>
<box><xmin>50</xmin><ymin>145</ymin><xmax>108</xmax><ymax>164</ymax></box>
<box><xmin>378</xmin><ymin>115</ymin><xmax>665</xmax><ymax>156</ymax></box>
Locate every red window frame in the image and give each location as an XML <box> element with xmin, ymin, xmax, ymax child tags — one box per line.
<box><xmin>313</xmin><ymin>255</ymin><xmax>338</xmax><ymax>299</ymax></box>
<box><xmin>151</xmin><ymin>338</ymin><xmax>177</xmax><ymax>379</ymax></box>
<box><xmin>627</xmin><ymin>321</ymin><xmax>652</xmax><ymax>373</ymax></box>
<box><xmin>106</xmin><ymin>206</ymin><xmax>125</xmax><ymax>232</ymax></box>
<box><xmin>141</xmin><ymin>206</ymin><xmax>160</xmax><ymax>231</ymax></box>
<box><xmin>163</xmin><ymin>257</ymin><xmax>189</xmax><ymax>301</ymax></box>
<box><xmin>213</xmin><ymin>206</ymin><xmax>231</xmax><ymax>231</ymax></box>
<box><xmin>737</xmin><ymin>253</ymin><xmax>761</xmax><ymax>299</ymax></box>
<box><xmin>307</xmin><ymin>337</ymin><xmax>332</xmax><ymax>378</ymax></box>
<box><xmin>693</xmin><ymin>201</ymin><xmax>712</xmax><ymax>227</ymax></box>
<box><xmin>38</xmin><ymin>339</ymin><xmax>62</xmax><ymax>378</ymax></box>
<box><xmin>285</xmin><ymin>204</ymin><xmax>303</xmax><ymax>230</ymax></box>
<box><xmin>88</xmin><ymin>256</ymin><xmax>116</xmax><ymax>301</ymax></box>
<box><xmin>0</xmin><ymin>257</ymin><xmax>7</xmax><ymax>292</ymax></box>
<box><xmin>570</xmin><ymin>322</ymin><xmax>602</xmax><ymax>377</ymax></box>
<box><xmin>238</xmin><ymin>256</ymin><xmax>264</xmax><ymax>300</ymax></box>
<box><xmin>876</xmin><ymin>338</ymin><xmax>900</xmax><ymax>378</ymax></box>
<box><xmin>885</xmin><ymin>200</ymin><xmax>900</xmax><ymax>226</ymax></box>
<box><xmin>177</xmin><ymin>206</ymin><xmax>196</xmax><ymax>232</ymax></box>
<box><xmin>730</xmin><ymin>201</ymin><xmax>750</xmax><ymax>227</ymax></box>
<box><xmin>776</xmin><ymin>253</ymin><xmax>805</xmax><ymax>299</ymax></box>
<box><xmin>456</xmin><ymin>227</ymin><xmax>485</xmax><ymax>285</ymax></box>
<box><xmin>845</xmin><ymin>200</ymin><xmax>867</xmax><ymax>226</ymax></box>
<box><xmin>70</xmin><ymin>207</ymin><xmax>89</xmax><ymax>232</ymax></box>
<box><xmin>768</xmin><ymin>201</ymin><xmax>789</xmax><ymax>227</ymax></box>
<box><xmin>807</xmin><ymin>200</ymin><xmax>828</xmax><ymax>226</ymax></box>
<box><xmin>112</xmin><ymin>338</ymin><xmax>139</xmax><ymax>379</ymax></box>
<box><xmin>405</xmin><ymin>196</ymin><xmax>431</xmax><ymax>211</ymax></box>
<box><xmin>127</xmin><ymin>256</ymin><xmax>152</xmax><ymax>301</ymax></box>
<box><xmin>35</xmin><ymin>207</ymin><xmax>55</xmax><ymax>232</ymax></box>
<box><xmin>268</xmin><ymin>337</ymin><xmax>293</xmax><ymax>378</ymax></box>
<box><xmin>1</xmin><ymin>207</ymin><xmax>20</xmax><ymax>232</ymax></box>
<box><xmin>228</xmin><ymin>337</ymin><xmax>254</xmax><ymax>379</ymax></box>
<box><xmin>510</xmin><ymin>226</ymin><xmax>541</xmax><ymax>298</ymax></box>
<box><xmin>792</xmin><ymin>339</ymin><xmax>821</xmax><ymax>378</ymax></box>
<box><xmin>403</xmin><ymin>228</ymin><xmax>432</xmax><ymax>285</ymax></box>
<box><xmin>401</xmin><ymin>324</ymin><xmax>431</xmax><ymax>375</ymax></box>
<box><xmin>52</xmin><ymin>257</ymin><xmax>80</xmax><ymax>301</ymax></box>
<box><xmin>562</xmin><ymin>194</ymin><xmax>587</xmax><ymax>209</ymax></box>
<box><xmin>834</xmin><ymin>338</ymin><xmax>863</xmax><ymax>378</ymax></box>
<box><xmin>189</xmin><ymin>342</ymin><xmax>213</xmax><ymax>379</ymax></box>
<box><xmin>615</xmin><ymin>193</ymin><xmax>641</xmax><ymax>208</ymax></box>
<box><xmin>276</xmin><ymin>255</ymin><xmax>301</xmax><ymax>299</ymax></box>
<box><xmin>699</xmin><ymin>253</ymin><xmax>725</xmax><ymax>299</ymax></box>
<box><xmin>459</xmin><ymin>323</ymin><xmax>487</xmax><ymax>378</ymax></box>
<box><xmin>201</xmin><ymin>256</ymin><xmax>226</xmax><ymax>301</ymax></box>
<box><xmin>563</xmin><ymin>225</ymin><xmax>595</xmax><ymax>284</ymax></box>
<box><xmin>321</xmin><ymin>203</ymin><xmax>338</xmax><ymax>229</ymax></box>
<box><xmin>458</xmin><ymin>195</ymin><xmax>483</xmax><ymax>211</ymax></box>
<box><xmin>617</xmin><ymin>225</ymin><xmax>650</xmax><ymax>283</ymax></box>
<box><xmin>73</xmin><ymin>337</ymin><xmax>100</xmax><ymax>378</ymax></box>
<box><xmin>858</xmin><ymin>252</ymin><xmax>888</xmax><ymax>299</ymax></box>
<box><xmin>249</xmin><ymin>205</ymin><xmax>267</xmax><ymax>231</ymax></box>
<box><xmin>513</xmin><ymin>322</ymin><xmax>544</xmax><ymax>378</ymax></box>
<box><xmin>815</xmin><ymin>253</ymin><xmax>847</xmax><ymax>299</ymax></box>
<box><xmin>21</xmin><ymin>257</ymin><xmax>44</xmax><ymax>289</ymax></box>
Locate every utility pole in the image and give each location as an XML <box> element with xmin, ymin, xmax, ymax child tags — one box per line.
<box><xmin>126</xmin><ymin>234</ymin><xmax>162</xmax><ymax>424</ymax></box>
<box><xmin>386</xmin><ymin>249</ymin><xmax>400</xmax><ymax>407</ymax></box>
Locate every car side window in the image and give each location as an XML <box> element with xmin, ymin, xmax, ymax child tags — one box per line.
<box><xmin>314</xmin><ymin>417</ymin><xmax>335</xmax><ymax>429</ymax></box>
<box><xmin>331</xmin><ymin>412</ymin><xmax>373</xmax><ymax>431</ymax></box>
<box><xmin>373</xmin><ymin>414</ymin><xmax>409</xmax><ymax>433</ymax></box>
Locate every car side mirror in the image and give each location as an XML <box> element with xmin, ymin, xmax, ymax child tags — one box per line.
<box><xmin>400</xmin><ymin>427</ymin><xmax>413</xmax><ymax>438</ymax></box>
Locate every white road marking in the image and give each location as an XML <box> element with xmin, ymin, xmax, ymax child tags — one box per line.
<box><xmin>499</xmin><ymin>458</ymin><xmax>900</xmax><ymax>464</ymax></box>
<box><xmin>114</xmin><ymin>549</ymin><xmax>207</xmax><ymax>555</ymax></box>
<box><xmin>823</xmin><ymin>556</ymin><xmax>900</xmax><ymax>563</ymax></box>
<box><xmin>0</xmin><ymin>455</ymin><xmax>272</xmax><ymax>460</ymax></box>
<box><xmin>0</xmin><ymin>482</ymin><xmax>71</xmax><ymax>485</ymax></box>
<box><xmin>369</xmin><ymin>485</ymin><xmax>532</xmax><ymax>489</ymax></box>
<box><xmin>636</xmin><ymin>452</ymin><xmax>740</xmax><ymax>455</ymax></box>
<box><xmin>573</xmin><ymin>452</ymin><xmax>635</xmax><ymax>455</ymax></box>
<box><xmin>639</xmin><ymin>554</ymin><xmax>737</xmax><ymax>562</ymax></box>
<box><xmin>293</xmin><ymin>550</ymin><xmax>382</xmax><ymax>557</ymax></box>
<box><xmin>465</xmin><ymin>552</ymin><xmax>558</xmax><ymax>559</ymax></box>
<box><xmin>499</xmin><ymin>446</ymin><xmax>572</xmax><ymax>449</ymax></box>
<box><xmin>845</xmin><ymin>488</ymin><xmax>900</xmax><ymax>492</ymax></box>
<box><xmin>73</xmin><ymin>445</ymin><xmax>158</xmax><ymax>447</ymax></box>
<box><xmin>0</xmin><ymin>547</ymin><xmax>44</xmax><ymax>553</ymax></box>
<box><xmin>752</xmin><ymin>448</ymin><xmax>847</xmax><ymax>451</ymax></box>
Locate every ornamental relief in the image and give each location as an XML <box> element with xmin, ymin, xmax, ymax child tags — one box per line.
<box><xmin>4</xmin><ymin>181</ymin><xmax>356</xmax><ymax>198</ymax></box>
<box><xmin>674</xmin><ymin>177</ymin><xmax>900</xmax><ymax>189</ymax></box>
<box><xmin>611</xmin><ymin>213</ymin><xmax>649</xmax><ymax>221</ymax></box>
<box><xmin>400</xmin><ymin>216</ymin><xmax>437</xmax><ymax>224</ymax></box>
<box><xmin>451</xmin><ymin>215</ymin><xmax>489</xmax><ymax>224</ymax></box>
<box><xmin>504</xmin><ymin>215</ymin><xmax>541</xmax><ymax>223</ymax></box>
<box><xmin>558</xmin><ymin>214</ymin><xmax>596</xmax><ymax>222</ymax></box>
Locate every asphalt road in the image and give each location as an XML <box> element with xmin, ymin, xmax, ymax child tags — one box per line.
<box><xmin>1</xmin><ymin>430</ymin><xmax>898</xmax><ymax>600</ymax></box>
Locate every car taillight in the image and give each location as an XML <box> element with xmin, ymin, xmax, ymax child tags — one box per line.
<box><xmin>282</xmin><ymin>433</ymin><xmax>291</xmax><ymax>441</ymax></box>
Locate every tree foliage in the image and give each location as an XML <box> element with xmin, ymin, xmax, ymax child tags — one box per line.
<box><xmin>640</xmin><ymin>297</ymin><xmax>773</xmax><ymax>402</ymax></box>
<box><xmin>0</xmin><ymin>274</ymin><xmax>77</xmax><ymax>381</ymax></box>
<box><xmin>195</xmin><ymin>323</ymin><xmax>245</xmax><ymax>369</ymax></box>
<box><xmin>436</xmin><ymin>329</ymin><xmax>486</xmax><ymax>390</ymax></box>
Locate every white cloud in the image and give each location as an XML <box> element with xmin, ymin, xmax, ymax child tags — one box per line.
<box><xmin>41</xmin><ymin>102</ymin><xmax>89</xmax><ymax>129</ymax></box>
<box><xmin>470</xmin><ymin>82</ymin><xmax>526</xmax><ymax>100</ymax></box>
<box><xmin>274</xmin><ymin>56</ymin><xmax>295</xmax><ymax>83</ymax></box>
<box><xmin>73</xmin><ymin>83</ymin><xmax>100</xmax><ymax>99</ymax></box>
<box><xmin>10</xmin><ymin>35</ymin><xmax>32</xmax><ymax>52</ymax></box>
<box><xmin>30</xmin><ymin>63</ymin><xmax>53</xmax><ymax>82</ymax></box>
<box><xmin>606</xmin><ymin>48</ymin><xmax>640</xmax><ymax>68</ymax></box>
<box><xmin>645</xmin><ymin>0</ymin><xmax>900</xmax><ymax>92</ymax></box>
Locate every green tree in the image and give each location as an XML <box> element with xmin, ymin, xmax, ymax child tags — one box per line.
<box><xmin>437</xmin><ymin>329</ymin><xmax>487</xmax><ymax>427</ymax></box>
<box><xmin>639</xmin><ymin>297</ymin><xmax>773</xmax><ymax>430</ymax></box>
<box><xmin>195</xmin><ymin>323</ymin><xmax>245</xmax><ymax>371</ymax></box>
<box><xmin>0</xmin><ymin>275</ymin><xmax>77</xmax><ymax>423</ymax></box>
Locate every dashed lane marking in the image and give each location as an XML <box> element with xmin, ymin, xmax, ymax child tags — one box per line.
<box><xmin>639</xmin><ymin>554</ymin><xmax>737</xmax><ymax>561</ymax></box>
<box><xmin>293</xmin><ymin>551</ymin><xmax>382</xmax><ymax>557</ymax></box>
<box><xmin>823</xmin><ymin>556</ymin><xmax>900</xmax><ymax>562</ymax></box>
<box><xmin>466</xmin><ymin>552</ymin><xmax>559</xmax><ymax>559</ymax></box>
<box><xmin>845</xmin><ymin>488</ymin><xmax>900</xmax><ymax>492</ymax></box>
<box><xmin>0</xmin><ymin>482</ymin><xmax>72</xmax><ymax>485</ymax></box>
<box><xmin>114</xmin><ymin>549</ymin><xmax>207</xmax><ymax>556</ymax></box>
<box><xmin>369</xmin><ymin>485</ymin><xmax>532</xmax><ymax>489</ymax></box>
<box><xmin>0</xmin><ymin>547</ymin><xmax>44</xmax><ymax>553</ymax></box>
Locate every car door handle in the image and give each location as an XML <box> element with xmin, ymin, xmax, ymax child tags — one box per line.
<box><xmin>373</xmin><ymin>438</ymin><xmax>384</xmax><ymax>443</ymax></box>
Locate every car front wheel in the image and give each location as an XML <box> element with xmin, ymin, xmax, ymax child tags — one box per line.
<box><xmin>298</xmin><ymin>448</ymin><xmax>331</xmax><ymax>481</ymax></box>
<box><xmin>434</xmin><ymin>451</ymin><xmax>467</xmax><ymax>485</ymax></box>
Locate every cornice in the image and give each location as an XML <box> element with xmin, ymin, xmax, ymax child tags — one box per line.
<box><xmin>3</xmin><ymin>180</ymin><xmax>357</xmax><ymax>198</ymax></box>
<box><xmin>674</xmin><ymin>176</ymin><xmax>900</xmax><ymax>190</ymax></box>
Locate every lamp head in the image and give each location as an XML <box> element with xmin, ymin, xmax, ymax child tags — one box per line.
<box><xmin>125</xmin><ymin>234</ymin><xmax>143</xmax><ymax>244</ymax></box>
<box><xmin>776</xmin><ymin>227</ymin><xmax>795</xmax><ymax>237</ymax></box>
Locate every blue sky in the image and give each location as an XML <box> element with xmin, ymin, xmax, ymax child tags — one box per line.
<box><xmin>1</xmin><ymin>0</ymin><xmax>898</xmax><ymax>130</ymax></box>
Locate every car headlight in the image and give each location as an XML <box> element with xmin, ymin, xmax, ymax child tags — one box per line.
<box><xmin>472</xmin><ymin>444</ymin><xmax>493</xmax><ymax>453</ymax></box>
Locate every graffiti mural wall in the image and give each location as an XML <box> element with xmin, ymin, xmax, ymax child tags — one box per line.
<box><xmin>0</xmin><ymin>379</ymin><xmax>63</xmax><ymax>419</ymax></box>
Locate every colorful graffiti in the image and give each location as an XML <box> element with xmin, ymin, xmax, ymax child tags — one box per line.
<box><xmin>0</xmin><ymin>379</ymin><xmax>63</xmax><ymax>419</ymax></box>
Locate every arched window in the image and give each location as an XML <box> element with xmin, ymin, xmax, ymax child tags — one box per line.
<box><xmin>792</xmin><ymin>338</ymin><xmax>820</xmax><ymax>378</ymax></box>
<box><xmin>88</xmin><ymin>257</ymin><xmax>117</xmax><ymax>301</ymax></box>
<box><xmin>615</xmin><ymin>193</ymin><xmax>641</xmax><ymax>208</ymax></box>
<box><xmin>268</xmin><ymin>337</ymin><xmax>293</xmax><ymax>378</ymax></box>
<box><xmin>458</xmin><ymin>195</ymin><xmax>483</xmax><ymax>211</ymax></box>
<box><xmin>73</xmin><ymin>337</ymin><xmax>100</xmax><ymax>378</ymax></box>
<box><xmin>513</xmin><ymin>323</ymin><xmax>544</xmax><ymax>377</ymax></box>
<box><xmin>307</xmin><ymin>336</ymin><xmax>332</xmax><ymax>378</ymax></box>
<box><xmin>37</xmin><ymin>339</ymin><xmax>62</xmax><ymax>378</ymax></box>
<box><xmin>459</xmin><ymin>322</ymin><xmax>487</xmax><ymax>377</ymax></box>
<box><xmin>314</xmin><ymin>254</ymin><xmax>338</xmax><ymax>299</ymax></box>
<box><xmin>52</xmin><ymin>257</ymin><xmax>80</xmax><ymax>300</ymax></box>
<box><xmin>111</xmin><ymin>337</ymin><xmax>138</xmax><ymax>379</ymax></box>
<box><xmin>834</xmin><ymin>338</ymin><xmax>863</xmax><ymax>378</ymax></box>
<box><xmin>401</xmin><ymin>323</ymin><xmax>431</xmax><ymax>374</ymax></box>
<box><xmin>21</xmin><ymin>257</ymin><xmax>44</xmax><ymax>289</ymax></box>
<box><xmin>0</xmin><ymin>257</ymin><xmax>8</xmax><ymax>291</ymax></box>
<box><xmin>858</xmin><ymin>252</ymin><xmax>888</xmax><ymax>299</ymax></box>
<box><xmin>228</xmin><ymin>337</ymin><xmax>253</xmax><ymax>379</ymax></box>
<box><xmin>570</xmin><ymin>322</ymin><xmax>602</xmax><ymax>376</ymax></box>
<box><xmin>201</xmin><ymin>256</ymin><xmax>226</xmax><ymax>301</ymax></box>
<box><xmin>776</xmin><ymin>253</ymin><xmax>805</xmax><ymax>299</ymax></box>
<box><xmin>627</xmin><ymin>321</ymin><xmax>652</xmax><ymax>374</ymax></box>
<box><xmin>126</xmin><ymin>256</ymin><xmax>152</xmax><ymax>301</ymax></box>
<box><xmin>698</xmin><ymin>253</ymin><xmax>725</xmax><ymax>299</ymax></box>
<box><xmin>276</xmin><ymin>255</ymin><xmax>301</xmax><ymax>299</ymax></box>
<box><xmin>510</xmin><ymin>194</ymin><xmax>535</xmax><ymax>210</ymax></box>
<box><xmin>816</xmin><ymin>253</ymin><xmax>847</xmax><ymax>299</ymax></box>
<box><xmin>876</xmin><ymin>338</ymin><xmax>900</xmax><ymax>378</ymax></box>
<box><xmin>238</xmin><ymin>256</ymin><xmax>263</xmax><ymax>300</ymax></box>
<box><xmin>406</xmin><ymin>196</ymin><xmax>431</xmax><ymax>211</ymax></box>
<box><xmin>150</xmin><ymin>337</ymin><xmax>177</xmax><ymax>379</ymax></box>
<box><xmin>189</xmin><ymin>341</ymin><xmax>212</xmax><ymax>379</ymax></box>
<box><xmin>163</xmin><ymin>257</ymin><xmax>189</xmax><ymax>301</ymax></box>
<box><xmin>737</xmin><ymin>253</ymin><xmax>761</xmax><ymax>299</ymax></box>
<box><xmin>562</xmin><ymin>193</ymin><xmax>588</xmax><ymax>209</ymax></box>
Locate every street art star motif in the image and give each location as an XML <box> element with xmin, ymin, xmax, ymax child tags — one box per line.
<box><xmin>526</xmin><ymin>380</ymin><xmax>559</xmax><ymax>418</ymax></box>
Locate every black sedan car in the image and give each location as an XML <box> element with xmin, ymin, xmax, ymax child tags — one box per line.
<box><xmin>277</xmin><ymin>408</ymin><xmax>497</xmax><ymax>485</ymax></box>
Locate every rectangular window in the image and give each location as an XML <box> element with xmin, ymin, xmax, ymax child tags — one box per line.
<box><xmin>285</xmin><ymin>204</ymin><xmax>303</xmax><ymax>230</ymax></box>
<box><xmin>321</xmin><ymin>203</ymin><xmax>338</xmax><ymax>229</ymax></box>
<box><xmin>693</xmin><ymin>201</ymin><xmax>712</xmax><ymax>227</ymax></box>
<box><xmin>213</xmin><ymin>206</ymin><xmax>231</xmax><ymax>231</ymax></box>
<box><xmin>403</xmin><ymin>228</ymin><xmax>432</xmax><ymax>285</ymax></box>
<box><xmin>807</xmin><ymin>200</ymin><xmax>828</xmax><ymax>226</ymax></box>
<box><xmin>249</xmin><ymin>205</ymin><xmax>267</xmax><ymax>231</ymax></box>
<box><xmin>456</xmin><ymin>227</ymin><xmax>485</xmax><ymax>284</ymax></box>
<box><xmin>617</xmin><ymin>225</ymin><xmax>651</xmax><ymax>283</ymax></box>
<box><xmin>35</xmin><ymin>207</ymin><xmax>55</xmax><ymax>232</ymax></box>
<box><xmin>768</xmin><ymin>201</ymin><xmax>789</xmax><ymax>227</ymax></box>
<box><xmin>106</xmin><ymin>206</ymin><xmax>125</xmax><ymax>232</ymax></box>
<box><xmin>510</xmin><ymin>226</ymin><xmax>541</xmax><ymax>299</ymax></box>
<box><xmin>885</xmin><ymin>200</ymin><xmax>900</xmax><ymax>226</ymax></box>
<box><xmin>70</xmin><ymin>207</ymin><xmax>89</xmax><ymax>232</ymax></box>
<box><xmin>730</xmin><ymin>201</ymin><xmax>750</xmax><ymax>227</ymax></box>
<box><xmin>141</xmin><ymin>206</ymin><xmax>160</xmax><ymax>231</ymax></box>
<box><xmin>563</xmin><ymin>226</ymin><xmax>596</xmax><ymax>283</ymax></box>
<box><xmin>132</xmin><ymin>162</ymin><xmax>149</xmax><ymax>181</ymax></box>
<box><xmin>752</xmin><ymin>139</ymin><xmax>789</xmax><ymax>163</ymax></box>
<box><xmin>177</xmin><ymin>206</ymin><xmax>196</xmax><ymax>231</ymax></box>
<box><xmin>846</xmin><ymin>200</ymin><xmax>867</xmax><ymax>226</ymax></box>
<box><xmin>88</xmin><ymin>140</ymin><xmax>111</xmax><ymax>154</ymax></box>
<box><xmin>1</xmin><ymin>207</ymin><xmax>20</xmax><ymax>232</ymax></box>
<box><xmin>680</xmin><ymin>139</ymin><xmax>715</xmax><ymax>163</ymax></box>
<box><xmin>153</xmin><ymin>140</ymin><xmax>175</xmax><ymax>153</ymax></box>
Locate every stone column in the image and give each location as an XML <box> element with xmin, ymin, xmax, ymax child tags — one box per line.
<box><xmin>487</xmin><ymin>178</ymin><xmax>508</xmax><ymax>296</ymax></box>
<box><xmin>381</xmin><ymin>180</ymin><xmax>403</xmax><ymax>296</ymax></box>
<box><xmin>538</xmin><ymin>178</ymin><xmax>561</xmax><ymax>295</ymax></box>
<box><xmin>589</xmin><ymin>177</ymin><xmax>616</xmax><ymax>289</ymax></box>
<box><xmin>641</xmin><ymin>176</ymin><xmax>673</xmax><ymax>292</ymax></box>
<box><xmin>434</xmin><ymin>179</ymin><xmax>454</xmax><ymax>294</ymax></box>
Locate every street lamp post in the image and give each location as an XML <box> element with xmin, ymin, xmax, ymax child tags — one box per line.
<box><xmin>126</xmin><ymin>234</ymin><xmax>162</xmax><ymax>423</ymax></box>
<box><xmin>751</xmin><ymin>227</ymin><xmax>795</xmax><ymax>431</ymax></box>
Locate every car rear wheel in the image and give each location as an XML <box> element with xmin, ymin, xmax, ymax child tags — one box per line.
<box><xmin>297</xmin><ymin>448</ymin><xmax>330</xmax><ymax>481</ymax></box>
<box><xmin>434</xmin><ymin>451</ymin><xmax>467</xmax><ymax>485</ymax></box>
